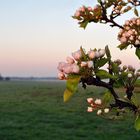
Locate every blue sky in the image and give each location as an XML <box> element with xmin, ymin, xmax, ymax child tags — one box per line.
<box><xmin>0</xmin><ymin>0</ymin><xmax>139</xmax><ymax>77</ymax></box>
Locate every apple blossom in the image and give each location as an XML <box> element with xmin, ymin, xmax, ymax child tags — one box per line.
<box><xmin>66</xmin><ymin>57</ymin><xmax>75</xmax><ymax>64</ymax></box>
<box><xmin>104</xmin><ymin>108</ymin><xmax>109</xmax><ymax>113</ymax></box>
<box><xmin>63</xmin><ymin>64</ymin><xmax>73</xmax><ymax>74</ymax></box>
<box><xmin>95</xmin><ymin>51</ymin><xmax>100</xmax><ymax>58</ymax></box>
<box><xmin>128</xmin><ymin>73</ymin><xmax>133</xmax><ymax>78</ymax></box>
<box><xmin>99</xmin><ymin>49</ymin><xmax>105</xmax><ymax>57</ymax></box>
<box><xmin>118</xmin><ymin>17</ymin><xmax>140</xmax><ymax>47</ymax></box>
<box><xmin>88</xmin><ymin>50</ymin><xmax>95</xmax><ymax>59</ymax></box>
<box><xmin>97</xmin><ymin>109</ymin><xmax>102</xmax><ymax>115</ymax></box>
<box><xmin>95</xmin><ymin>99</ymin><xmax>102</xmax><ymax>105</ymax></box>
<box><xmin>72</xmin><ymin>50</ymin><xmax>82</xmax><ymax>61</ymax></box>
<box><xmin>81</xmin><ymin>61</ymin><xmax>87</xmax><ymax>67</ymax></box>
<box><xmin>87</xmin><ymin>98</ymin><xmax>94</xmax><ymax>104</ymax></box>
<box><xmin>87</xmin><ymin>107</ymin><xmax>93</xmax><ymax>112</ymax></box>
<box><xmin>58</xmin><ymin>72</ymin><xmax>65</xmax><ymax>80</ymax></box>
<box><xmin>72</xmin><ymin>64</ymin><xmax>80</xmax><ymax>73</ymax></box>
<box><xmin>57</xmin><ymin>62</ymin><xmax>67</xmax><ymax>72</ymax></box>
<box><xmin>87</xmin><ymin>61</ymin><xmax>94</xmax><ymax>68</ymax></box>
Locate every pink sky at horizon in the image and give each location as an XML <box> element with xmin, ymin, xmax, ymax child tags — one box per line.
<box><xmin>0</xmin><ymin>0</ymin><xmax>139</xmax><ymax>77</ymax></box>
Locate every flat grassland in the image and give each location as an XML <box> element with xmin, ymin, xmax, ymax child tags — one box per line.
<box><xmin>0</xmin><ymin>80</ymin><xmax>140</xmax><ymax>140</ymax></box>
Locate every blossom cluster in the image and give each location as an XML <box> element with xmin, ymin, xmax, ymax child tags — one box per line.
<box><xmin>127</xmin><ymin>0</ymin><xmax>140</xmax><ymax>6</ymax></box>
<box><xmin>57</xmin><ymin>48</ymin><xmax>106</xmax><ymax>80</ymax></box>
<box><xmin>73</xmin><ymin>5</ymin><xmax>103</xmax><ymax>24</ymax></box>
<box><xmin>118</xmin><ymin>17</ymin><xmax>140</xmax><ymax>46</ymax></box>
<box><xmin>87</xmin><ymin>98</ymin><xmax>109</xmax><ymax>115</ymax></box>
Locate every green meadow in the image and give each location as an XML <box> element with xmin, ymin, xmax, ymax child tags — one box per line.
<box><xmin>0</xmin><ymin>80</ymin><xmax>140</xmax><ymax>140</ymax></box>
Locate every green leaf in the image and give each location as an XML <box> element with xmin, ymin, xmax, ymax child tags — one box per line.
<box><xmin>80</xmin><ymin>20</ymin><xmax>89</xmax><ymax>29</ymax></box>
<box><xmin>114</xmin><ymin>79</ymin><xmax>124</xmax><ymax>88</ymax></box>
<box><xmin>134</xmin><ymin>115</ymin><xmax>140</xmax><ymax>131</ymax></box>
<box><xmin>131</xmin><ymin>95</ymin><xmax>138</xmax><ymax>107</ymax></box>
<box><xmin>97</xmin><ymin>0</ymin><xmax>101</xmax><ymax>3</ymax></box>
<box><xmin>96</xmin><ymin>58</ymin><xmax>109</xmax><ymax>68</ymax></box>
<box><xmin>64</xmin><ymin>89</ymin><xmax>73</xmax><ymax>102</ymax></box>
<box><xmin>105</xmin><ymin>45</ymin><xmax>111</xmax><ymax>59</ymax></box>
<box><xmin>96</xmin><ymin>70</ymin><xmax>117</xmax><ymax>79</ymax></box>
<box><xmin>135</xmin><ymin>48</ymin><xmax>140</xmax><ymax>59</ymax></box>
<box><xmin>64</xmin><ymin>75</ymin><xmax>80</xmax><ymax>102</ymax></box>
<box><xmin>134</xmin><ymin>8</ymin><xmax>139</xmax><ymax>17</ymax></box>
<box><xmin>112</xmin><ymin>63</ymin><xmax>119</xmax><ymax>74</ymax></box>
<box><xmin>66</xmin><ymin>75</ymin><xmax>80</xmax><ymax>92</ymax></box>
<box><xmin>102</xmin><ymin>91</ymin><xmax>113</xmax><ymax>105</ymax></box>
<box><xmin>80</xmin><ymin>46</ymin><xmax>87</xmax><ymax>61</ymax></box>
<box><xmin>117</xmin><ymin>44</ymin><xmax>128</xmax><ymax>50</ymax></box>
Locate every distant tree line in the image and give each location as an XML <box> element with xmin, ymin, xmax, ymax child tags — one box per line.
<box><xmin>0</xmin><ymin>74</ymin><xmax>10</xmax><ymax>81</ymax></box>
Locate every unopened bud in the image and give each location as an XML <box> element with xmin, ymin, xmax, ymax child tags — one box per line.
<box><xmin>97</xmin><ymin>109</ymin><xmax>102</xmax><ymax>115</ymax></box>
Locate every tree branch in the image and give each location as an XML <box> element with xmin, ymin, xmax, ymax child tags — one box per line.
<box><xmin>80</xmin><ymin>76</ymin><xmax>138</xmax><ymax>112</ymax></box>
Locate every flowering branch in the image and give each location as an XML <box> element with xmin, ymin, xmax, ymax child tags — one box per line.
<box><xmin>58</xmin><ymin>0</ymin><xmax>140</xmax><ymax>131</ymax></box>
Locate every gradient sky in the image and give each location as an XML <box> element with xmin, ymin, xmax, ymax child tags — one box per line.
<box><xmin>0</xmin><ymin>0</ymin><xmax>139</xmax><ymax>77</ymax></box>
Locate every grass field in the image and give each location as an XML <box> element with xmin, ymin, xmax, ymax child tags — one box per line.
<box><xmin>0</xmin><ymin>80</ymin><xmax>140</xmax><ymax>140</ymax></box>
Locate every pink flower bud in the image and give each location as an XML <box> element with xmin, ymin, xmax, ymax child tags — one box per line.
<box><xmin>66</xmin><ymin>57</ymin><xmax>74</xmax><ymax>64</ymax></box>
<box><xmin>128</xmin><ymin>30</ymin><xmax>134</xmax><ymax>35</ymax></box>
<box><xmin>129</xmin><ymin>36</ymin><xmax>134</xmax><ymax>41</ymax></box>
<box><xmin>99</xmin><ymin>49</ymin><xmax>105</xmax><ymax>57</ymax></box>
<box><xmin>137</xmin><ymin>19</ymin><xmax>140</xmax><ymax>25</ymax></box>
<box><xmin>93</xmin><ymin>5</ymin><xmax>99</xmax><ymax>11</ymax></box>
<box><xmin>95</xmin><ymin>51</ymin><xmax>100</xmax><ymax>58</ymax></box>
<box><xmin>125</xmin><ymin>26</ymin><xmax>130</xmax><ymax>30</ymax></box>
<box><xmin>74</xmin><ymin>10</ymin><xmax>81</xmax><ymax>18</ymax></box>
<box><xmin>87</xmin><ymin>98</ymin><xmax>93</xmax><ymax>104</ymax></box>
<box><xmin>87</xmin><ymin>61</ymin><xmax>93</xmax><ymax>68</ymax></box>
<box><xmin>135</xmin><ymin>40</ymin><xmax>140</xmax><ymax>45</ymax></box>
<box><xmin>88</xmin><ymin>6</ymin><xmax>92</xmax><ymax>11</ymax></box>
<box><xmin>138</xmin><ymin>36</ymin><xmax>140</xmax><ymax>40</ymax></box>
<box><xmin>120</xmin><ymin>37</ymin><xmax>127</xmax><ymax>44</ymax></box>
<box><xmin>58</xmin><ymin>72</ymin><xmax>65</xmax><ymax>80</ymax></box>
<box><xmin>125</xmin><ymin>20</ymin><xmax>130</xmax><ymax>25</ymax></box>
<box><xmin>81</xmin><ymin>61</ymin><xmax>87</xmax><ymax>67</ymax></box>
<box><xmin>97</xmin><ymin>109</ymin><xmax>102</xmax><ymax>115</ymax></box>
<box><xmin>88</xmin><ymin>50</ymin><xmax>95</xmax><ymax>59</ymax></box>
<box><xmin>87</xmin><ymin>107</ymin><xmax>93</xmax><ymax>112</ymax></box>
<box><xmin>80</xmin><ymin>6</ymin><xmax>85</xmax><ymax>12</ymax></box>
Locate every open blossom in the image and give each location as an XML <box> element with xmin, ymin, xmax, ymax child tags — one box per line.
<box><xmin>58</xmin><ymin>62</ymin><xmax>80</xmax><ymax>74</ymax></box>
<box><xmin>72</xmin><ymin>50</ymin><xmax>82</xmax><ymax>61</ymax></box>
<box><xmin>63</xmin><ymin>64</ymin><xmax>73</xmax><ymax>74</ymax></box>
<box><xmin>72</xmin><ymin>64</ymin><xmax>80</xmax><ymax>73</ymax></box>
<box><xmin>95</xmin><ymin>98</ymin><xmax>102</xmax><ymax>105</ymax></box>
<box><xmin>57</xmin><ymin>62</ymin><xmax>66</xmax><ymax>72</ymax></box>
<box><xmin>66</xmin><ymin>57</ymin><xmax>75</xmax><ymax>64</ymax></box>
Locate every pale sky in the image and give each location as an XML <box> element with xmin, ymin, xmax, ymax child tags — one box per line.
<box><xmin>0</xmin><ymin>0</ymin><xmax>139</xmax><ymax>77</ymax></box>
